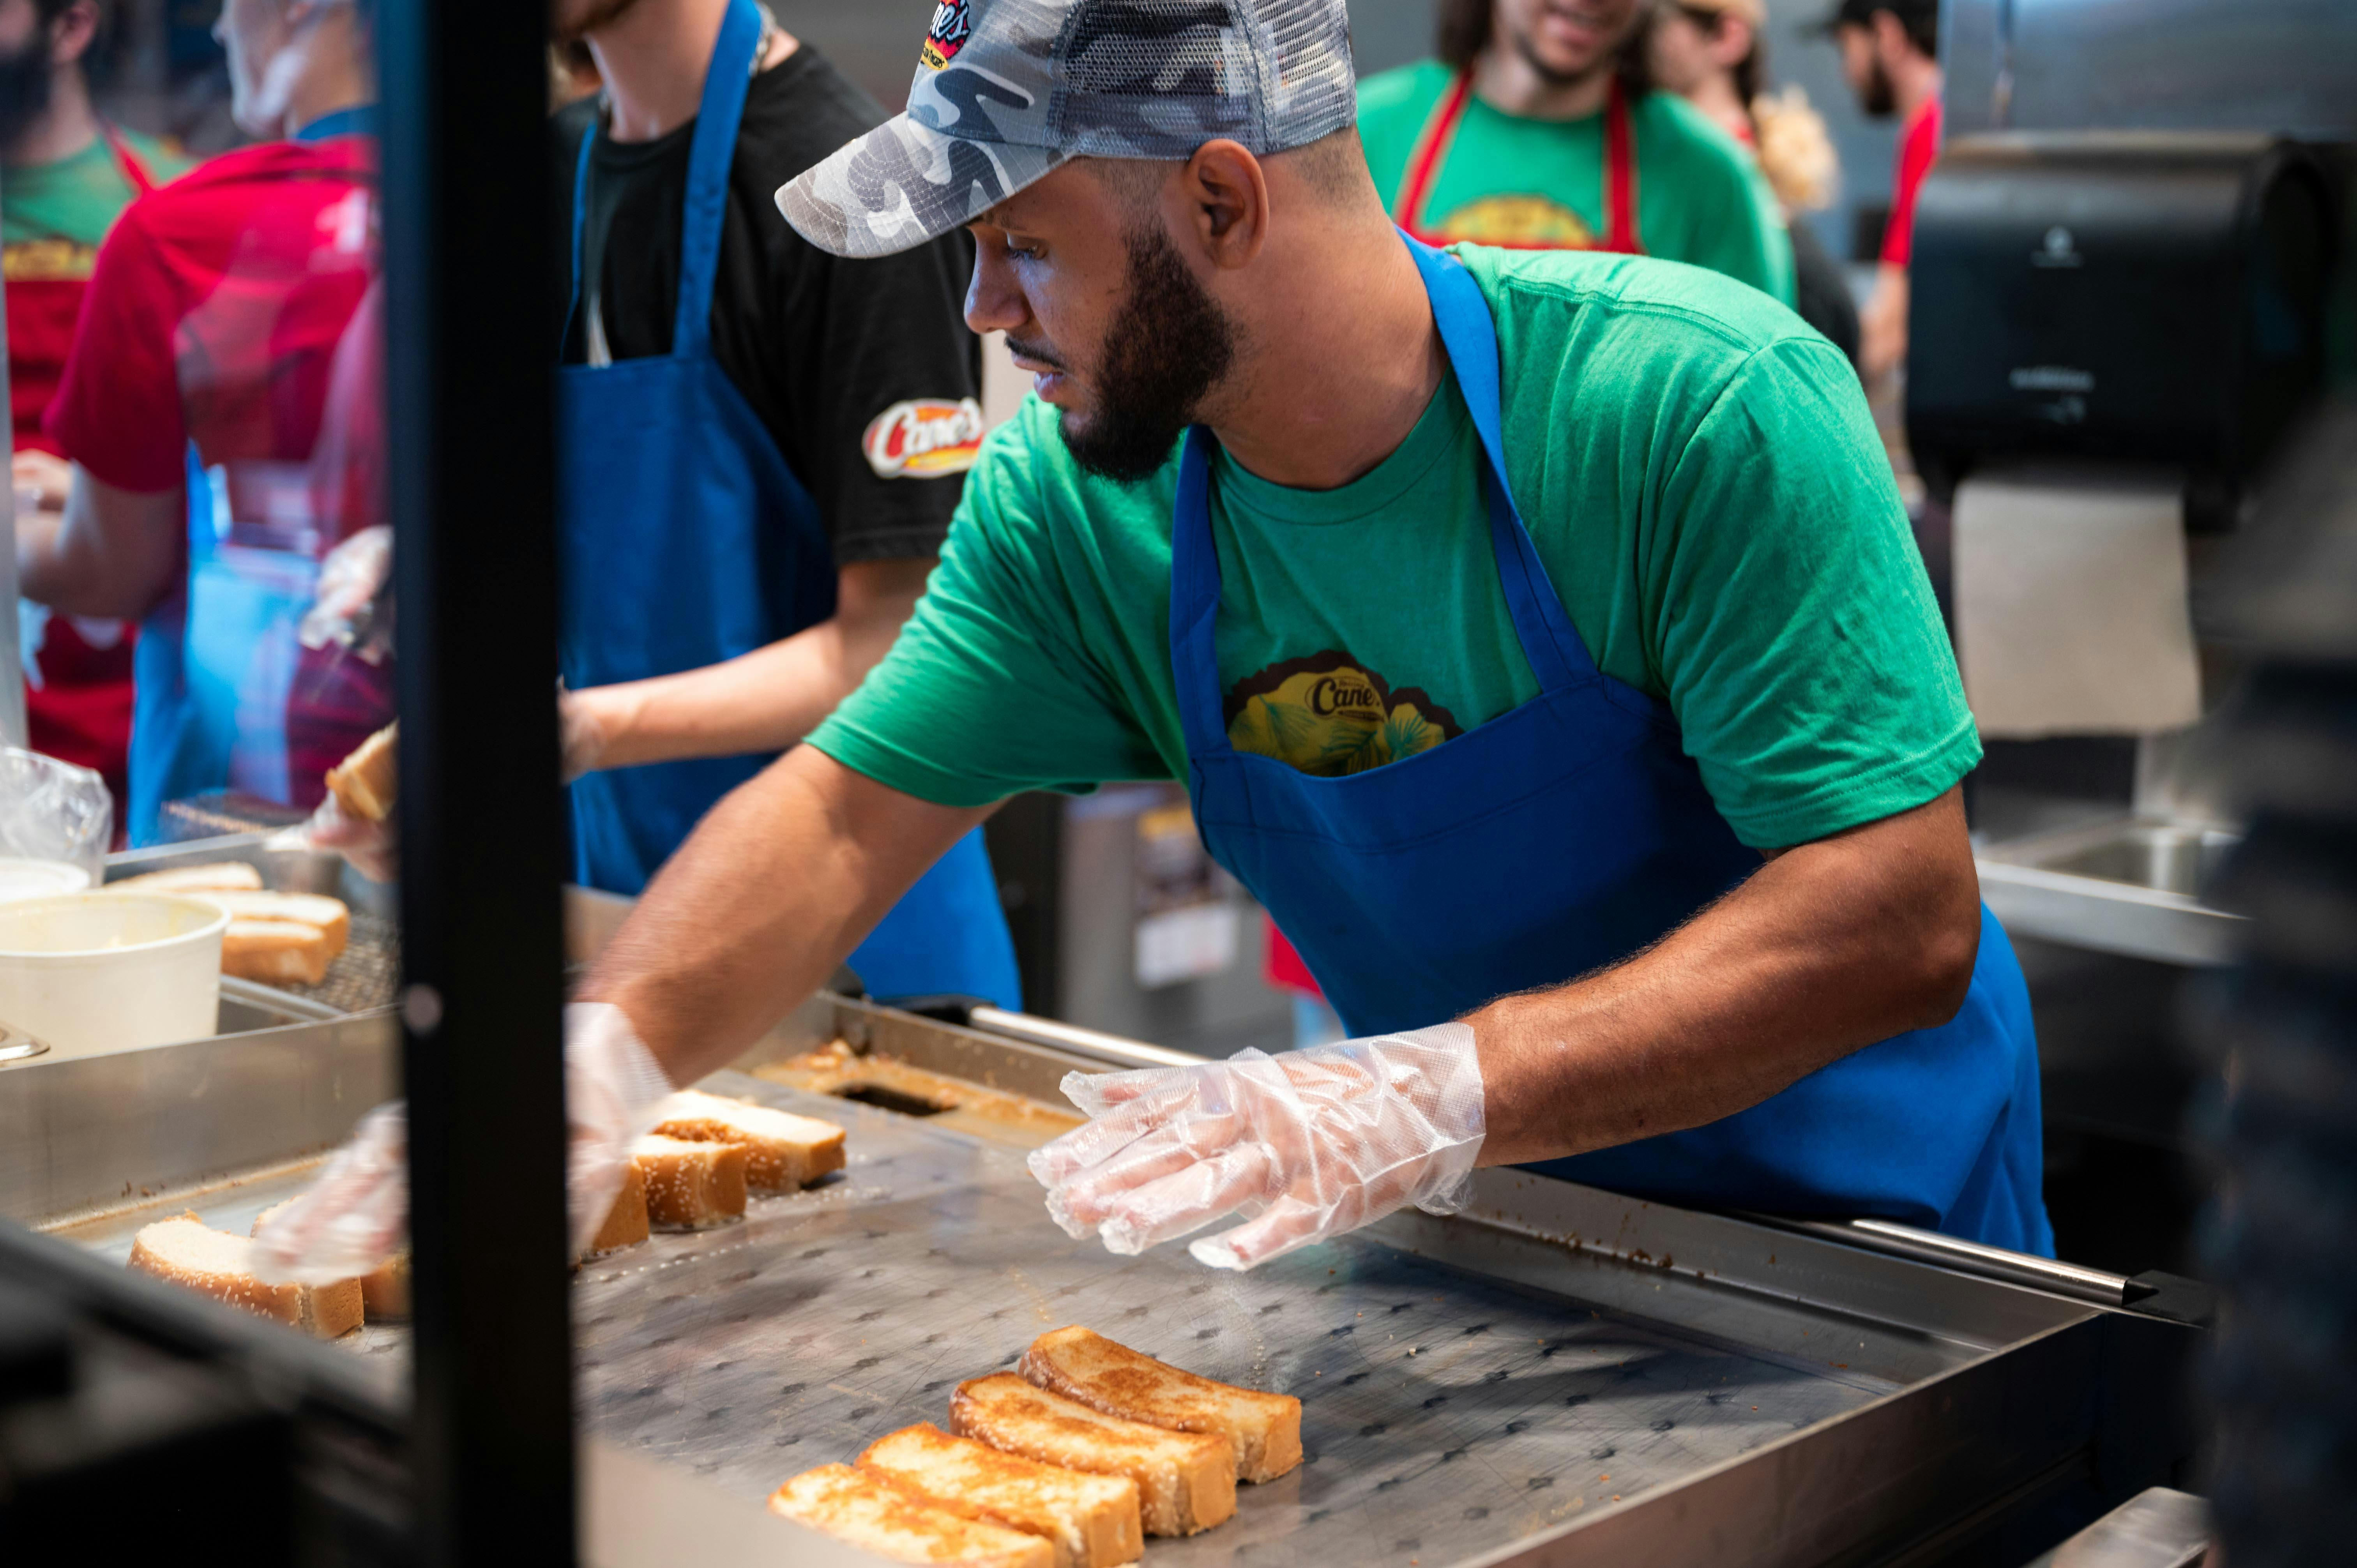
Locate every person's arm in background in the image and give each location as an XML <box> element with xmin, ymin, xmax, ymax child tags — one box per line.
<box><xmin>561</xmin><ymin>554</ymin><xmax>932</xmax><ymax>773</ymax></box>
<box><xmin>1859</xmin><ymin>262</ymin><xmax>1908</xmax><ymax>383</ymax></box>
<box><xmin>17</xmin><ymin>463</ymin><xmax>183</xmax><ymax>619</ymax></box>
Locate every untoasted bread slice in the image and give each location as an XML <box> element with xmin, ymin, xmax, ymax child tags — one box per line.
<box><xmin>326</xmin><ymin>723</ymin><xmax>398</xmax><ymax>823</ymax></box>
<box><xmin>770</xmin><ymin>1464</ymin><xmax>1051</xmax><ymax>1568</ymax></box>
<box><xmin>950</xmin><ymin>1373</ymin><xmax>1233</xmax><ymax>1537</ymax></box>
<box><xmin>859</xmin><ymin>1422</ymin><xmax>1142</xmax><ymax>1568</ymax></box>
<box><xmin>222</xmin><ymin>918</ymin><xmax>335</xmax><ymax>985</ymax></box>
<box><xmin>629</xmin><ymin>1134</ymin><xmax>747</xmax><ymax>1229</ymax></box>
<box><xmin>130</xmin><ymin>1212</ymin><xmax>362</xmax><ymax>1338</ymax></box>
<box><xmin>111</xmin><ymin>862</ymin><xmax>265</xmax><ymax>895</ymax></box>
<box><xmin>254</xmin><ymin>1199</ymin><xmax>408</xmax><ymax>1319</ymax></box>
<box><xmin>651</xmin><ymin>1089</ymin><xmax>846</xmax><ymax>1192</ymax></box>
<box><xmin>587</xmin><ymin>1159</ymin><xmax>650</xmax><ymax>1255</ymax></box>
<box><xmin>195</xmin><ymin>890</ymin><xmax>350</xmax><ymax>955</ymax></box>
<box><xmin>1021</xmin><ymin>1326</ymin><xmax>1302</xmax><ymax>1483</ymax></box>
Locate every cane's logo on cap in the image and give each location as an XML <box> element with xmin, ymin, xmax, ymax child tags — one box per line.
<box><xmin>919</xmin><ymin>0</ymin><xmax>972</xmax><ymax>71</ymax></box>
<box><xmin>863</xmin><ymin>397</ymin><xmax>987</xmax><ymax>478</ymax></box>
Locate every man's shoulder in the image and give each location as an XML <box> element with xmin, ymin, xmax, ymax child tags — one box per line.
<box><xmin>964</xmin><ymin>399</ymin><xmax>1177</xmax><ymax>537</ymax></box>
<box><xmin>110</xmin><ymin>141</ymin><xmax>358</xmax><ymax>253</ymax></box>
<box><xmin>1355</xmin><ymin>60</ymin><xmax>1454</xmax><ymax>134</ymax></box>
<box><xmin>113</xmin><ymin>127</ymin><xmax>195</xmax><ymax>182</ymax></box>
<box><xmin>735</xmin><ymin>45</ymin><xmax>894</xmax><ymax>186</ymax></box>
<box><xmin>1464</xmin><ymin>243</ymin><xmax>1803</xmax><ymax>352</ymax></box>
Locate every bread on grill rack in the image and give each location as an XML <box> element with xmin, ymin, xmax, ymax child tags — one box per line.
<box><xmin>650</xmin><ymin>1089</ymin><xmax>845</xmax><ymax>1192</ymax></box>
<box><xmin>949</xmin><ymin>1372</ymin><xmax>1234</xmax><ymax>1537</ymax></box>
<box><xmin>770</xmin><ymin>1463</ymin><xmax>1052</xmax><ymax>1568</ymax></box>
<box><xmin>1021</xmin><ymin>1326</ymin><xmax>1303</xmax><ymax>1483</ymax></box>
<box><xmin>130</xmin><ymin>1212</ymin><xmax>362</xmax><ymax>1338</ymax></box>
<box><xmin>194</xmin><ymin>890</ymin><xmax>352</xmax><ymax>955</ymax></box>
<box><xmin>221</xmin><ymin>918</ymin><xmax>336</xmax><ymax>985</ymax></box>
<box><xmin>586</xmin><ymin>1159</ymin><xmax>650</xmax><ymax>1255</ymax></box>
<box><xmin>858</xmin><ymin>1421</ymin><xmax>1143</xmax><ymax>1568</ymax></box>
<box><xmin>253</xmin><ymin>1199</ymin><xmax>408</xmax><ymax>1319</ymax></box>
<box><xmin>629</xmin><ymin>1134</ymin><xmax>747</xmax><ymax>1229</ymax></box>
<box><xmin>111</xmin><ymin>862</ymin><xmax>264</xmax><ymax>894</ymax></box>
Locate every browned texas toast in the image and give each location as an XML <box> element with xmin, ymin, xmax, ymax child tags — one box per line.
<box><xmin>769</xmin><ymin>1463</ymin><xmax>1051</xmax><ymax>1567</ymax></box>
<box><xmin>950</xmin><ymin>1373</ymin><xmax>1234</xmax><ymax>1537</ymax></box>
<box><xmin>1021</xmin><ymin>1325</ymin><xmax>1303</xmax><ymax>1482</ymax></box>
<box><xmin>650</xmin><ymin>1089</ymin><xmax>845</xmax><ymax>1192</ymax></box>
<box><xmin>859</xmin><ymin>1421</ymin><xmax>1142</xmax><ymax>1568</ymax></box>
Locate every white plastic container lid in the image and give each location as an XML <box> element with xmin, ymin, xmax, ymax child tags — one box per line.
<box><xmin>0</xmin><ymin>858</ymin><xmax>91</xmax><ymax>903</ymax></box>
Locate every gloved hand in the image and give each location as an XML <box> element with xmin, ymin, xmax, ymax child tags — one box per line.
<box><xmin>291</xmin><ymin>791</ymin><xmax>398</xmax><ymax>883</ymax></box>
<box><xmin>253</xmin><ymin>1002</ymin><xmax>677</xmax><ymax>1283</ymax></box>
<box><xmin>1028</xmin><ymin>1023</ymin><xmax>1486</xmax><ymax>1272</ymax></box>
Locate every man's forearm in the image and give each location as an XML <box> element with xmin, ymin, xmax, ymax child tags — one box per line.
<box><xmin>1466</xmin><ymin>788</ymin><xmax>1980</xmax><ymax>1167</ymax></box>
<box><xmin>19</xmin><ymin>468</ymin><xmax>184</xmax><ymax>618</ymax></box>
<box><xmin>580</xmin><ymin>746</ymin><xmax>993</xmax><ymax>1088</ymax></box>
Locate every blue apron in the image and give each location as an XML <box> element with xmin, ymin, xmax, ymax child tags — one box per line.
<box><xmin>555</xmin><ymin>0</ymin><xmax>1017</xmax><ymax>1007</ymax></box>
<box><xmin>127</xmin><ymin>107</ymin><xmax>380</xmax><ymax>845</ymax></box>
<box><xmin>1172</xmin><ymin>233</ymin><xmax>2050</xmax><ymax>1254</ymax></box>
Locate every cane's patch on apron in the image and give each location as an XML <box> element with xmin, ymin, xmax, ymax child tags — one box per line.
<box><xmin>1224</xmin><ymin>652</ymin><xmax>1462</xmax><ymax>777</ymax></box>
<box><xmin>1427</xmin><ymin>194</ymin><xmax>1597</xmax><ymax>248</ymax></box>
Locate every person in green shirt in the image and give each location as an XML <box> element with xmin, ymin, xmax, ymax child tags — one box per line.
<box><xmin>1360</xmin><ymin>0</ymin><xmax>1794</xmax><ymax>306</ymax></box>
<box><xmin>258</xmin><ymin>0</ymin><xmax>2048</xmax><ymax>1297</ymax></box>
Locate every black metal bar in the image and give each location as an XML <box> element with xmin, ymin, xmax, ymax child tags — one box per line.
<box><xmin>380</xmin><ymin>0</ymin><xmax>573</xmax><ymax>1561</ymax></box>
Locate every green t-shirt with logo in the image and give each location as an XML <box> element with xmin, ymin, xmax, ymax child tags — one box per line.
<box><xmin>2</xmin><ymin>128</ymin><xmax>188</xmax><ymax>267</ymax></box>
<box><xmin>810</xmin><ymin>245</ymin><xmax>1975</xmax><ymax>852</ymax></box>
<box><xmin>1357</xmin><ymin>59</ymin><xmax>1794</xmax><ymax>308</ymax></box>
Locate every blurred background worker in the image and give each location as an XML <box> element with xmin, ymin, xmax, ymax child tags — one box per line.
<box><xmin>16</xmin><ymin>0</ymin><xmax>385</xmax><ymax>844</ymax></box>
<box><xmin>1823</xmin><ymin>0</ymin><xmax>1941</xmax><ymax>380</ymax></box>
<box><xmin>1646</xmin><ymin>0</ymin><xmax>1859</xmax><ymax>365</ymax></box>
<box><xmin>1359</xmin><ymin>0</ymin><xmax>1795</xmax><ymax>306</ymax></box>
<box><xmin>548</xmin><ymin>0</ymin><xmax>1019</xmax><ymax>1008</ymax></box>
<box><xmin>2</xmin><ymin>0</ymin><xmax>189</xmax><ymax>835</ymax></box>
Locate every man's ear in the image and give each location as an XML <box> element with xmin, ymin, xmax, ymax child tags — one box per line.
<box><xmin>1177</xmin><ymin>140</ymin><xmax>1270</xmax><ymax>271</ymax></box>
<box><xmin>52</xmin><ymin>0</ymin><xmax>101</xmax><ymax>65</ymax></box>
<box><xmin>1715</xmin><ymin>18</ymin><xmax>1754</xmax><ymax>71</ymax></box>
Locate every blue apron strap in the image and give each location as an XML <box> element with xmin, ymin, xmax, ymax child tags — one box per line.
<box><xmin>672</xmin><ymin>0</ymin><xmax>762</xmax><ymax>358</ymax></box>
<box><xmin>1397</xmin><ymin>228</ymin><xmax>1597</xmax><ymax>693</ymax></box>
<box><xmin>1169</xmin><ymin>427</ymin><xmax>1228</xmax><ymax>759</ymax></box>
<box><xmin>564</xmin><ymin>124</ymin><xmax>595</xmax><ymax>348</ymax></box>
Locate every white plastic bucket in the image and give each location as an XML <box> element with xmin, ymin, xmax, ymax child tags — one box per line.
<box><xmin>0</xmin><ymin>893</ymin><xmax>227</xmax><ymax>1060</ymax></box>
<box><xmin>0</xmin><ymin>858</ymin><xmax>91</xmax><ymax>903</ymax></box>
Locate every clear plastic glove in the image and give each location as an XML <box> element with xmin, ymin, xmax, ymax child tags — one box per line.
<box><xmin>285</xmin><ymin>791</ymin><xmax>398</xmax><ymax>882</ymax></box>
<box><xmin>297</xmin><ymin>524</ymin><xmax>393</xmax><ymax>662</ymax></box>
<box><xmin>1028</xmin><ymin>1023</ymin><xmax>1486</xmax><ymax>1272</ymax></box>
<box><xmin>254</xmin><ymin>1002</ymin><xmax>677</xmax><ymax>1284</ymax></box>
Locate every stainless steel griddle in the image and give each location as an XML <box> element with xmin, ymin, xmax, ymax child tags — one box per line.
<box><xmin>0</xmin><ymin>876</ymin><xmax>2202</xmax><ymax>1568</ymax></box>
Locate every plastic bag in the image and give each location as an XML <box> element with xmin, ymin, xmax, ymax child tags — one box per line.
<box><xmin>0</xmin><ymin>747</ymin><xmax>112</xmax><ymax>890</ymax></box>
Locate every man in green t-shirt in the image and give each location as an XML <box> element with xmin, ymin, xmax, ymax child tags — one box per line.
<box><xmin>1360</xmin><ymin>0</ymin><xmax>1794</xmax><ymax>305</ymax></box>
<box><xmin>0</xmin><ymin>0</ymin><xmax>188</xmax><ymax>825</ymax></box>
<box><xmin>258</xmin><ymin>0</ymin><xmax>2049</xmax><ymax>1295</ymax></box>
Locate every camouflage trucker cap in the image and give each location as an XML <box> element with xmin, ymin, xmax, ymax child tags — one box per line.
<box><xmin>776</xmin><ymin>0</ymin><xmax>1357</xmax><ymax>259</ymax></box>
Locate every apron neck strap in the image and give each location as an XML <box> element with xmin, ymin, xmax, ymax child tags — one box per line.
<box><xmin>671</xmin><ymin>0</ymin><xmax>762</xmax><ymax>356</ymax></box>
<box><xmin>99</xmin><ymin>124</ymin><xmax>157</xmax><ymax>198</ymax></box>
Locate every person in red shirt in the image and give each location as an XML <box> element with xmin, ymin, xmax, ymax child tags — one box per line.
<box><xmin>19</xmin><ymin>0</ymin><xmax>383</xmax><ymax>842</ymax></box>
<box><xmin>2</xmin><ymin>0</ymin><xmax>192</xmax><ymax>834</ymax></box>
<box><xmin>1824</xmin><ymin>0</ymin><xmax>1942</xmax><ymax>381</ymax></box>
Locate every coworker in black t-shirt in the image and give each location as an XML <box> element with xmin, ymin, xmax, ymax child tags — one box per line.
<box><xmin>549</xmin><ymin>0</ymin><xmax>1018</xmax><ymax>1007</ymax></box>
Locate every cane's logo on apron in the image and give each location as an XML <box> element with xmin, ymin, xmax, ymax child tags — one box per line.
<box><xmin>1225</xmin><ymin>653</ymin><xmax>1463</xmax><ymax>777</ymax></box>
<box><xmin>2</xmin><ymin>238</ymin><xmax>99</xmax><ymax>282</ymax></box>
<box><xmin>1425</xmin><ymin>194</ymin><xmax>1597</xmax><ymax>249</ymax></box>
<box><xmin>920</xmin><ymin>0</ymin><xmax>972</xmax><ymax>71</ymax></box>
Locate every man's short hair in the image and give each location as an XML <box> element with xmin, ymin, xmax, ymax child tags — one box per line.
<box><xmin>1088</xmin><ymin>127</ymin><xmax>1373</xmax><ymax>214</ymax></box>
<box><xmin>1825</xmin><ymin>0</ymin><xmax>1940</xmax><ymax>58</ymax></box>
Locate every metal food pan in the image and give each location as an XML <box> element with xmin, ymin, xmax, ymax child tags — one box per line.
<box><xmin>0</xmin><ymin>990</ymin><xmax>2200</xmax><ymax>1568</ymax></box>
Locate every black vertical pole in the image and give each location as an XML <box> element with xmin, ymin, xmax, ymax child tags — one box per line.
<box><xmin>380</xmin><ymin>1</ymin><xmax>574</xmax><ymax>1563</ymax></box>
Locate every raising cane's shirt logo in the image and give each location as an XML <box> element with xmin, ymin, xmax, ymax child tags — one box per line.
<box><xmin>862</xmin><ymin>396</ymin><xmax>988</xmax><ymax>479</ymax></box>
<box><xmin>919</xmin><ymin>0</ymin><xmax>971</xmax><ymax>71</ymax></box>
<box><xmin>1224</xmin><ymin>652</ymin><xmax>1463</xmax><ymax>777</ymax></box>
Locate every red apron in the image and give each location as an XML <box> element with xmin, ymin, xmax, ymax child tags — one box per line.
<box><xmin>1391</xmin><ymin>71</ymin><xmax>1645</xmax><ymax>254</ymax></box>
<box><xmin>7</xmin><ymin>126</ymin><xmax>157</xmax><ymax>828</ymax></box>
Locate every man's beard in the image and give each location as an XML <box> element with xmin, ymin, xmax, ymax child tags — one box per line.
<box><xmin>1508</xmin><ymin>11</ymin><xmax>1626</xmax><ymax>90</ymax></box>
<box><xmin>1861</xmin><ymin>56</ymin><xmax>1896</xmax><ymax>117</ymax></box>
<box><xmin>1044</xmin><ymin>222</ymin><xmax>1238</xmax><ymax>485</ymax></box>
<box><xmin>0</xmin><ymin>37</ymin><xmax>55</xmax><ymax>154</ymax></box>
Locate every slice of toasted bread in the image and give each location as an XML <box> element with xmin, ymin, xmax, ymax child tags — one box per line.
<box><xmin>629</xmin><ymin>1134</ymin><xmax>747</xmax><ymax>1229</ymax></box>
<box><xmin>587</xmin><ymin>1159</ymin><xmax>650</xmax><ymax>1255</ymax></box>
<box><xmin>1021</xmin><ymin>1326</ymin><xmax>1302</xmax><ymax>1483</ymax></box>
<box><xmin>859</xmin><ymin>1422</ymin><xmax>1142</xmax><ymax>1568</ymax></box>
<box><xmin>770</xmin><ymin>1464</ymin><xmax>1052</xmax><ymax>1568</ymax></box>
<box><xmin>111</xmin><ymin>862</ymin><xmax>265</xmax><ymax>895</ymax></box>
<box><xmin>253</xmin><ymin>1199</ymin><xmax>408</xmax><ymax>1319</ymax></box>
<box><xmin>130</xmin><ymin>1212</ymin><xmax>362</xmax><ymax>1338</ymax></box>
<box><xmin>650</xmin><ymin>1089</ymin><xmax>846</xmax><ymax>1192</ymax></box>
<box><xmin>950</xmin><ymin>1373</ymin><xmax>1233</xmax><ymax>1537</ymax></box>
<box><xmin>221</xmin><ymin>918</ymin><xmax>335</xmax><ymax>985</ymax></box>
<box><xmin>195</xmin><ymin>890</ymin><xmax>351</xmax><ymax>955</ymax></box>
<box><xmin>326</xmin><ymin>723</ymin><xmax>398</xmax><ymax>823</ymax></box>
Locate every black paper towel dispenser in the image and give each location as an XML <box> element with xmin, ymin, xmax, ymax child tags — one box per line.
<box><xmin>1906</xmin><ymin>133</ymin><xmax>2336</xmax><ymax>527</ymax></box>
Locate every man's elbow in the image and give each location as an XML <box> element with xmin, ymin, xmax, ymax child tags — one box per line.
<box><xmin>1901</xmin><ymin>882</ymin><xmax>1982</xmax><ymax>1031</ymax></box>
